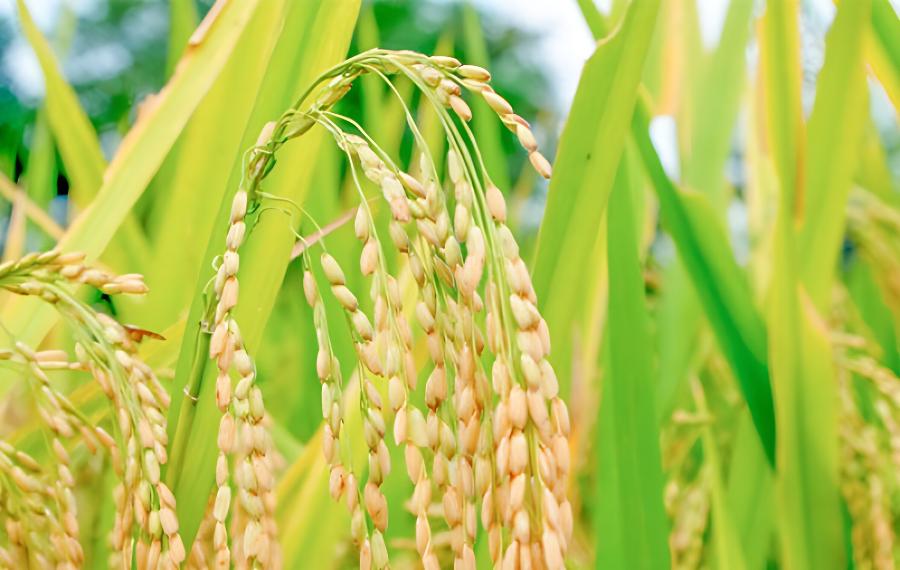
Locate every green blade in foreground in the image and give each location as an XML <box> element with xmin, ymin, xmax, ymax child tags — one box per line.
<box><xmin>128</xmin><ymin>2</ymin><xmax>288</xmax><ymax>330</ymax></box>
<box><xmin>576</xmin><ymin>0</ymin><xmax>776</xmax><ymax>465</ymax></box>
<box><xmin>596</xmin><ymin>157</ymin><xmax>670</xmax><ymax>569</ymax></box>
<box><xmin>799</xmin><ymin>0</ymin><xmax>870</xmax><ymax>309</ymax></box>
<box><xmin>16</xmin><ymin>0</ymin><xmax>151</xmax><ymax>270</ymax></box>
<box><xmin>531</xmin><ymin>0</ymin><xmax>660</xmax><ymax>395</ymax></box>
<box><xmin>632</xmin><ymin>102</ymin><xmax>776</xmax><ymax>466</ymax></box>
<box><xmin>16</xmin><ymin>0</ymin><xmax>104</xmax><ymax>205</ymax></box>
<box><xmin>763</xmin><ymin>1</ymin><xmax>867</xmax><ymax>567</ymax></box>
<box><xmin>768</xmin><ymin>213</ymin><xmax>845</xmax><ymax>570</ymax></box>
<box><xmin>656</xmin><ymin>0</ymin><xmax>754</xmax><ymax>421</ymax></box>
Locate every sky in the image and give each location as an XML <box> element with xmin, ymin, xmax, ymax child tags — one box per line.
<box><xmin>2</xmin><ymin>0</ymin><xmax>897</xmax><ymax>181</ymax></box>
<box><xmin>1</xmin><ymin>0</ymin><xmax>743</xmax><ymax>111</ymax></box>
<box><xmin>472</xmin><ymin>0</ymin><xmax>736</xmax><ymax>109</ymax></box>
<box><xmin>5</xmin><ymin>0</ymin><xmax>897</xmax><ymax>111</ymax></box>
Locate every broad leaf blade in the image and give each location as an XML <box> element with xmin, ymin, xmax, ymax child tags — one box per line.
<box><xmin>532</xmin><ymin>0</ymin><xmax>661</xmax><ymax>395</ymax></box>
<box><xmin>632</xmin><ymin>101</ymin><xmax>776</xmax><ymax>465</ymax></box>
<box><xmin>768</xmin><ymin>217</ymin><xmax>844</xmax><ymax>569</ymax></box>
<box><xmin>16</xmin><ymin>0</ymin><xmax>104</xmax><ymax>205</ymax></box>
<box><xmin>799</xmin><ymin>0</ymin><xmax>870</xmax><ymax>308</ymax></box>
<box><xmin>596</xmin><ymin>157</ymin><xmax>670</xmax><ymax>569</ymax></box>
<box><xmin>128</xmin><ymin>2</ymin><xmax>288</xmax><ymax>330</ymax></box>
<box><xmin>577</xmin><ymin>0</ymin><xmax>776</xmax><ymax>465</ymax></box>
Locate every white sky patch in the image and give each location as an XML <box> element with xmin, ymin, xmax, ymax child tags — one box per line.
<box><xmin>3</xmin><ymin>39</ymin><xmax>44</xmax><ymax>101</ymax></box>
<box><xmin>469</xmin><ymin>0</ymin><xmax>745</xmax><ymax>117</ymax></box>
<box><xmin>471</xmin><ymin>0</ymin><xmax>595</xmax><ymax>112</ymax></box>
<box><xmin>1</xmin><ymin>0</ymin><xmax>60</xmax><ymax>101</ymax></box>
<box><xmin>696</xmin><ymin>0</ymin><xmax>729</xmax><ymax>48</ymax></box>
<box><xmin>649</xmin><ymin>115</ymin><xmax>681</xmax><ymax>181</ymax></box>
<box><xmin>67</xmin><ymin>42</ymin><xmax>132</xmax><ymax>82</ymax></box>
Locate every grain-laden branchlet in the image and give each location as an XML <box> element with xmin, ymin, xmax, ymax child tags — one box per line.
<box><xmin>302</xmin><ymin>262</ymin><xmax>352</xmax><ymax>504</ymax></box>
<box><xmin>414</xmin><ymin>52</ymin><xmax>572</xmax><ymax>568</ymax></box>
<box><xmin>327</xmin><ymin>91</ymin><xmax>488</xmax><ymax>569</ymax></box>
<box><xmin>415</xmin><ymin>66</ymin><xmax>571</xmax><ymax>567</ymax></box>
<box><xmin>319</xmin><ymin>248</ymin><xmax>395</xmax><ymax>568</ymax></box>
<box><xmin>346</xmin><ymin>136</ymin><xmax>468</xmax><ymax>569</ymax></box>
<box><xmin>664</xmin><ymin>478</ymin><xmax>709</xmax><ymax>570</ymax></box>
<box><xmin>0</xmin><ymin>441</ymin><xmax>81</xmax><ymax>569</ymax></box>
<box><xmin>334</xmin><ymin>126</ymin><xmax>451</xmax><ymax>570</ymax></box>
<box><xmin>207</xmin><ymin>126</ymin><xmax>281</xmax><ymax>569</ymax></box>
<box><xmin>3</xmin><ymin>346</ymin><xmax>89</xmax><ymax>569</ymax></box>
<box><xmin>0</xmin><ymin>250</ymin><xmax>182</xmax><ymax>569</ymax></box>
<box><xmin>835</xmin><ymin>350</ymin><xmax>900</xmax><ymax>570</ymax></box>
<box><xmin>206</xmin><ymin>48</ymin><xmax>569</xmax><ymax>569</ymax></box>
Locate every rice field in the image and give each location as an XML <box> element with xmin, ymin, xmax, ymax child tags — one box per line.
<box><xmin>0</xmin><ymin>0</ymin><xmax>898</xmax><ymax>568</ymax></box>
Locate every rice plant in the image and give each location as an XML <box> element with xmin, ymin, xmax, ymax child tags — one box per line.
<box><xmin>0</xmin><ymin>0</ymin><xmax>898</xmax><ymax>569</ymax></box>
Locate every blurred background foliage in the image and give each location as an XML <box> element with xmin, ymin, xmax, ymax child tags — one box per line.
<box><xmin>0</xmin><ymin>0</ymin><xmax>899</xmax><ymax>568</ymax></box>
<box><xmin>0</xmin><ymin>0</ymin><xmax>555</xmax><ymax>222</ymax></box>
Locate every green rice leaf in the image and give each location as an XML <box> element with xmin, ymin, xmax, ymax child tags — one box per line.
<box><xmin>16</xmin><ymin>0</ymin><xmax>104</xmax><ymax>206</ymax></box>
<box><xmin>129</xmin><ymin>3</ymin><xmax>288</xmax><ymax>330</ymax></box>
<box><xmin>595</xmin><ymin>156</ymin><xmax>670</xmax><ymax>569</ymax></box>
<box><xmin>767</xmin><ymin>215</ymin><xmax>845</xmax><ymax>569</ymax></box>
<box><xmin>532</xmin><ymin>0</ymin><xmax>660</xmax><ymax>394</ymax></box>
<box><xmin>799</xmin><ymin>0</ymin><xmax>870</xmax><ymax>308</ymax></box>
<box><xmin>632</xmin><ymin>101</ymin><xmax>776</xmax><ymax>466</ymax></box>
<box><xmin>868</xmin><ymin>0</ymin><xmax>900</xmax><ymax>109</ymax></box>
<box><xmin>577</xmin><ymin>0</ymin><xmax>776</xmax><ymax>465</ymax></box>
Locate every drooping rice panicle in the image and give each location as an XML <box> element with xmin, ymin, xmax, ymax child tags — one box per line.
<box><xmin>835</xmin><ymin>344</ymin><xmax>900</xmax><ymax>570</ymax></box>
<box><xmin>206</xmin><ymin>48</ymin><xmax>569</xmax><ymax>570</ymax></box>
<box><xmin>0</xmin><ymin>250</ymin><xmax>182</xmax><ymax>569</ymax></box>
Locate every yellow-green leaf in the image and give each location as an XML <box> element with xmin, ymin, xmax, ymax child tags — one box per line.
<box><xmin>532</xmin><ymin>0</ymin><xmax>660</xmax><ymax>394</ymax></box>
<box><xmin>16</xmin><ymin>0</ymin><xmax>104</xmax><ymax>206</ymax></box>
<box><xmin>596</xmin><ymin>156</ymin><xmax>670</xmax><ymax>569</ymax></box>
<box><xmin>800</xmin><ymin>0</ymin><xmax>871</xmax><ymax>308</ymax></box>
<box><xmin>768</xmin><ymin>216</ymin><xmax>844</xmax><ymax>569</ymax></box>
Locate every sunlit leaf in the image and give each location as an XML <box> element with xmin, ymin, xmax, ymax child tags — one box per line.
<box><xmin>533</xmin><ymin>0</ymin><xmax>660</xmax><ymax>395</ymax></box>
<box><xmin>596</xmin><ymin>156</ymin><xmax>670</xmax><ymax>569</ymax></box>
